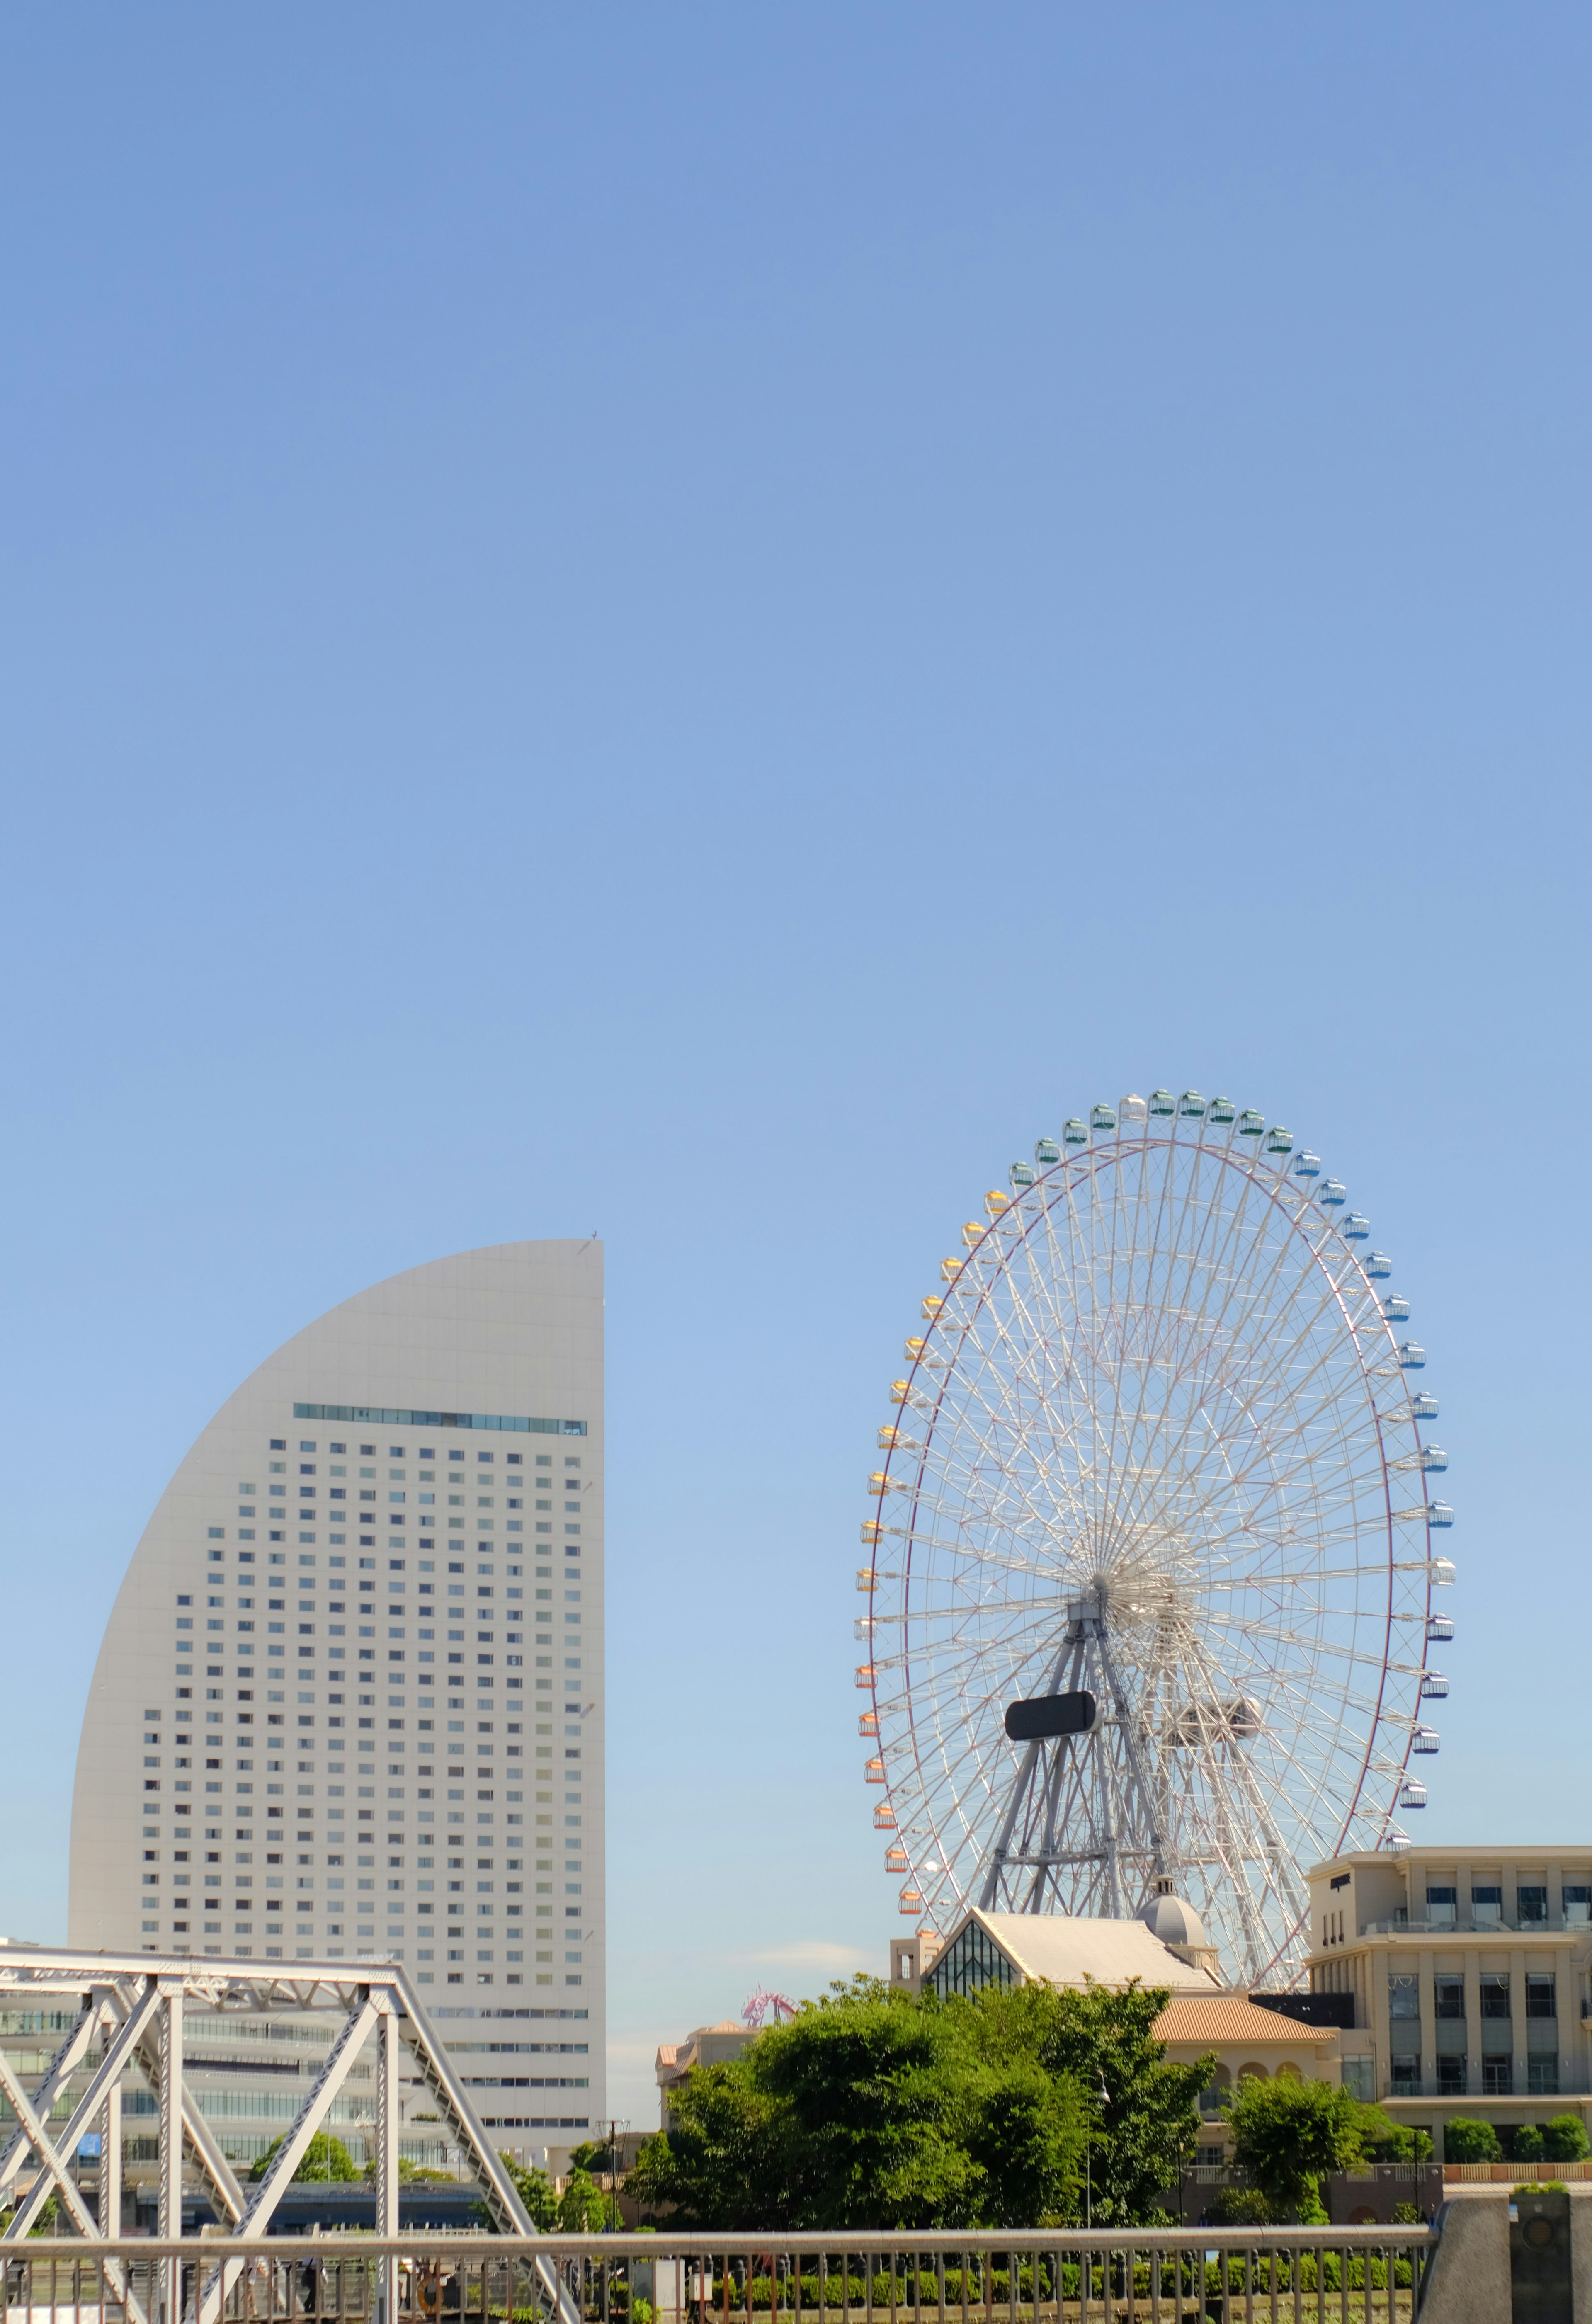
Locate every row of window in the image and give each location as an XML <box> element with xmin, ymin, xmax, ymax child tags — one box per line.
<box><xmin>277</xmin><ymin>1436</ymin><xmax>583</xmax><ymax>1466</ymax></box>
<box><xmin>182</xmin><ymin>1581</ymin><xmax>546</xmax><ymax>1603</ymax></box>
<box><xmin>1390</xmin><ymin>1971</ymin><xmax>1559</xmax><ymax>2018</ymax></box>
<box><xmin>195</xmin><ymin>1560</ymin><xmax>544</xmax><ymax>1578</ymax></box>
<box><xmin>286</xmin><ymin>1405</ymin><xmax>587</xmax><ymax>1436</ymax></box>
<box><xmin>1418</xmin><ymin>1882</ymin><xmax>1592</xmax><ymax>1926</ymax></box>
<box><xmin>1392</xmin><ymin>2058</ymin><xmax>1563</xmax><ymax>2096</ymax></box>
<box><xmin>214</xmin><ymin>1523</ymin><xmax>563</xmax><ymax>1537</ymax></box>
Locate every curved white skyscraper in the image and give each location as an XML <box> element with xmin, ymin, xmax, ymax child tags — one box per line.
<box><xmin>68</xmin><ymin>1239</ymin><xmax>604</xmax><ymax>2132</ymax></box>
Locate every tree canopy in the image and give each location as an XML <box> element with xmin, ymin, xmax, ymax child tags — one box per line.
<box><xmin>1224</xmin><ymin>2078</ymin><xmax>1361</xmax><ymax>2221</ymax></box>
<box><xmin>1224</xmin><ymin>2082</ymin><xmax>1427</xmax><ymax>2221</ymax></box>
<box><xmin>626</xmin><ymin>1972</ymin><xmax>1210</xmax><ymax>2232</ymax></box>
<box><xmin>500</xmin><ymin>2155</ymin><xmax>560</xmax><ymax>2231</ymax></box>
<box><xmin>248</xmin><ymin>2130</ymin><xmax>359</xmax><ymax>2183</ymax></box>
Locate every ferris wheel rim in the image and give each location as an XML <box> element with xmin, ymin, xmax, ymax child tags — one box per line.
<box><xmin>858</xmin><ymin>1097</ymin><xmax>1447</xmax><ymax>1984</ymax></box>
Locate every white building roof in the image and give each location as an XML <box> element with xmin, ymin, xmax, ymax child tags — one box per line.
<box><xmin>950</xmin><ymin>1908</ymin><xmax>1223</xmax><ymax>1991</ymax></box>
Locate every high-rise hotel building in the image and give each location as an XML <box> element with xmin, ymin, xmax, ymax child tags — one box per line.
<box><xmin>68</xmin><ymin>1239</ymin><xmax>604</xmax><ymax>2138</ymax></box>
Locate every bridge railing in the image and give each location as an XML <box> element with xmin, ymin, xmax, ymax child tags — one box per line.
<box><xmin>0</xmin><ymin>2224</ymin><xmax>1437</xmax><ymax>2324</ymax></box>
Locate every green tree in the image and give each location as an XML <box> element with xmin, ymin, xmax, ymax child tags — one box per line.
<box><xmin>628</xmin><ymin>2064</ymin><xmax>789</xmax><ymax>2229</ymax></box>
<box><xmin>1514</xmin><ymin>2125</ymin><xmax>1545</xmax><ymax>2164</ymax></box>
<box><xmin>500</xmin><ymin>2154</ymin><xmax>559</xmax><ymax>2231</ymax></box>
<box><xmin>249</xmin><ymin>2130</ymin><xmax>360</xmax><ymax>2182</ymax></box>
<box><xmin>956</xmin><ymin>2052</ymin><xmax>1083</xmax><ymax>2228</ymax></box>
<box><xmin>558</xmin><ymin>2167</ymin><xmax>611</xmax><ymax>2232</ymax></box>
<box><xmin>1543</xmin><ymin>2115</ymin><xmax>1590</xmax><ymax>2163</ymax></box>
<box><xmin>748</xmin><ymin>1976</ymin><xmax>993</xmax><ymax>2229</ymax></box>
<box><xmin>1225</xmin><ymin>2077</ymin><xmax>1365</xmax><ymax>2222</ymax></box>
<box><xmin>1357</xmin><ymin>2106</ymin><xmax>1432</xmax><ymax>2165</ymax></box>
<box><xmin>631</xmin><ymin>1970</ymin><xmax>1188</xmax><ymax>2231</ymax></box>
<box><xmin>1442</xmin><ymin>2118</ymin><xmax>1502</xmax><ymax>2164</ymax></box>
<box><xmin>948</xmin><ymin>1977</ymin><xmax>1207</xmax><ymax>2227</ymax></box>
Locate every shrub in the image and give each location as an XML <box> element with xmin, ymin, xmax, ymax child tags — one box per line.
<box><xmin>1207</xmin><ymin>2186</ymin><xmax>1273</xmax><ymax>2226</ymax></box>
<box><xmin>1441</xmin><ymin>2118</ymin><xmax>1501</xmax><ymax>2164</ymax></box>
<box><xmin>1513</xmin><ymin>2126</ymin><xmax>1545</xmax><ymax>2164</ymax></box>
<box><xmin>1543</xmin><ymin>2115</ymin><xmax>1589</xmax><ymax>2163</ymax></box>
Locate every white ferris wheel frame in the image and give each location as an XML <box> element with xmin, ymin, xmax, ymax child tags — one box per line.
<box><xmin>857</xmin><ymin>1092</ymin><xmax>1454</xmax><ymax>1989</ymax></box>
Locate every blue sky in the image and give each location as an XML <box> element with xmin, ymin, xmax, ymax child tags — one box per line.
<box><xmin>0</xmin><ymin>4</ymin><xmax>1588</xmax><ymax>2127</ymax></box>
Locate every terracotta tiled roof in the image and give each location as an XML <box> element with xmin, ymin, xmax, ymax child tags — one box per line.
<box><xmin>655</xmin><ymin>2045</ymin><xmax>679</xmax><ymax>2068</ymax></box>
<box><xmin>1153</xmin><ymin>1993</ymin><xmax>1334</xmax><ymax>2045</ymax></box>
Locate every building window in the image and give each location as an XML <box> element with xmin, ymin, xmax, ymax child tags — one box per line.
<box><xmin>1526</xmin><ymin>1975</ymin><xmax>1557</xmax><ymax>2020</ymax></box>
<box><xmin>1472</xmin><ymin>1885</ymin><xmax>1503</xmax><ymax>1928</ymax></box>
<box><xmin>1339</xmin><ymin>2057</ymin><xmax>1375</xmax><ymax>2103</ymax></box>
<box><xmin>926</xmin><ymin>1920</ymin><xmax>1012</xmax><ymax>2000</ymax></box>
<box><xmin>1528</xmin><ymin>2058</ymin><xmax>1560</xmax><ymax>2096</ymax></box>
<box><xmin>1518</xmin><ymin>1886</ymin><xmax>1549</xmax><ymax>1926</ymax></box>
<box><xmin>1434</xmin><ymin>1977</ymin><xmax>1464</xmax><ymax>2020</ymax></box>
<box><xmin>1199</xmin><ymin>2065</ymin><xmax>1232</xmax><ymax>2117</ymax></box>
<box><xmin>1388</xmin><ymin>1974</ymin><xmax>1420</xmax><ymax>2021</ymax></box>
<box><xmin>1436</xmin><ymin>2057</ymin><xmax>1467</xmax><ymax>2095</ymax></box>
<box><xmin>1480</xmin><ymin>1974</ymin><xmax>1511</xmax><ymax>2020</ymax></box>
<box><xmin>1426</xmin><ymin>1886</ymin><xmax>1457</xmax><ymax>1928</ymax></box>
<box><xmin>1565</xmin><ymin>1886</ymin><xmax>1592</xmax><ymax>1928</ymax></box>
<box><xmin>1481</xmin><ymin>2059</ymin><xmax>1513</xmax><ymax>2095</ymax></box>
<box><xmin>1389</xmin><ymin>2056</ymin><xmax>1419</xmax><ymax>2096</ymax></box>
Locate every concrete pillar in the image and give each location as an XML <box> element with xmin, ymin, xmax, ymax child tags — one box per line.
<box><xmin>1419</xmin><ymin>2196</ymin><xmax>1509</xmax><ymax>2323</ymax></box>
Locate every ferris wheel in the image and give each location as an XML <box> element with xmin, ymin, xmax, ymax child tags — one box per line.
<box><xmin>856</xmin><ymin>1090</ymin><xmax>1454</xmax><ymax>1990</ymax></box>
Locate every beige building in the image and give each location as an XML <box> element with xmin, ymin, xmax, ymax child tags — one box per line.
<box><xmin>655</xmin><ymin>2021</ymin><xmax>760</xmax><ymax>2127</ymax></box>
<box><xmin>1307</xmin><ymin>1845</ymin><xmax>1592</xmax><ymax>2158</ymax></box>
<box><xmin>908</xmin><ymin>1903</ymin><xmax>1225</xmax><ymax>2001</ymax></box>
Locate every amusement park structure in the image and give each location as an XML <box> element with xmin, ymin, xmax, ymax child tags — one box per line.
<box><xmin>855</xmin><ymin>1090</ymin><xmax>1454</xmax><ymax>1989</ymax></box>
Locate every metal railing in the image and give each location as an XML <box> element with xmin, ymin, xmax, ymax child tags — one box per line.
<box><xmin>1383</xmin><ymin>2076</ymin><xmax>1576</xmax><ymax>2099</ymax></box>
<box><xmin>1361</xmin><ymin>1913</ymin><xmax>1592</xmax><ymax>1936</ymax></box>
<box><xmin>0</xmin><ymin>2226</ymin><xmax>1436</xmax><ymax>2324</ymax></box>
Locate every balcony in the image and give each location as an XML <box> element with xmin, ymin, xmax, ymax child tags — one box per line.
<box><xmin>1382</xmin><ymin>2076</ymin><xmax>1582</xmax><ymax>2101</ymax></box>
<box><xmin>1360</xmin><ymin>1912</ymin><xmax>1592</xmax><ymax>1937</ymax></box>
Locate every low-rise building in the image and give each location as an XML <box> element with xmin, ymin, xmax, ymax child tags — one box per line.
<box><xmin>908</xmin><ymin>1900</ymin><xmax>1226</xmax><ymax>2001</ymax></box>
<box><xmin>655</xmin><ymin>2021</ymin><xmax>759</xmax><ymax>2128</ymax></box>
<box><xmin>1307</xmin><ymin>1845</ymin><xmax>1592</xmax><ymax>2159</ymax></box>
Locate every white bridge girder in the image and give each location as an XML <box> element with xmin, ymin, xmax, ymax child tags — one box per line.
<box><xmin>0</xmin><ymin>1948</ymin><xmax>572</xmax><ymax>2322</ymax></box>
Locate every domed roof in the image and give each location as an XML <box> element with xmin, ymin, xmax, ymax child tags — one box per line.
<box><xmin>1138</xmin><ymin>1890</ymin><xmax>1210</xmax><ymax>1950</ymax></box>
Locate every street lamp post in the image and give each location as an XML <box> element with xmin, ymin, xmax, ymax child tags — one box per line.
<box><xmin>1085</xmin><ymin>2074</ymin><xmax>1109</xmax><ymax>2234</ymax></box>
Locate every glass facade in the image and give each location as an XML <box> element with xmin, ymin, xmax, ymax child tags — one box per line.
<box><xmin>926</xmin><ymin>1919</ymin><xmax>1013</xmax><ymax>1999</ymax></box>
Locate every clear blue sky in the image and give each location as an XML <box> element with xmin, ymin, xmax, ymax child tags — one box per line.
<box><xmin>0</xmin><ymin>5</ymin><xmax>1588</xmax><ymax>2127</ymax></box>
